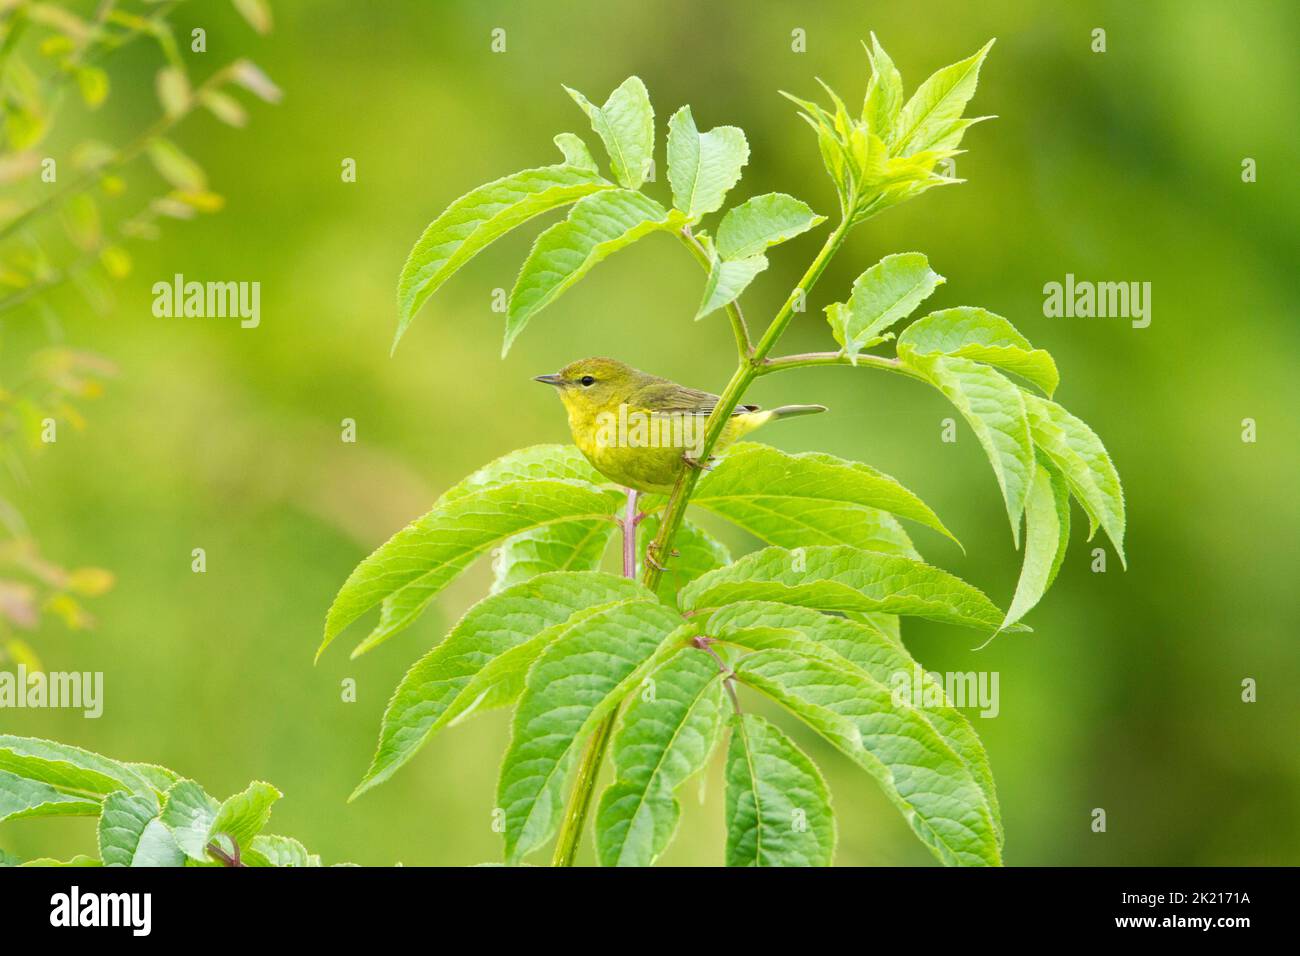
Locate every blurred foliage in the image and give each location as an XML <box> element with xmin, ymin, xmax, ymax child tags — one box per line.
<box><xmin>0</xmin><ymin>0</ymin><xmax>276</xmax><ymax>664</ymax></box>
<box><xmin>0</xmin><ymin>0</ymin><xmax>1296</xmax><ymax>867</ymax></box>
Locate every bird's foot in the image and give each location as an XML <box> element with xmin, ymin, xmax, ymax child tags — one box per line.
<box><xmin>645</xmin><ymin>542</ymin><xmax>680</xmax><ymax>571</ymax></box>
<box><xmin>682</xmin><ymin>453</ymin><xmax>717</xmax><ymax>472</ymax></box>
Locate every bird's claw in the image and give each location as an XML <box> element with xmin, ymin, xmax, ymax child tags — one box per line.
<box><xmin>682</xmin><ymin>453</ymin><xmax>716</xmax><ymax>472</ymax></box>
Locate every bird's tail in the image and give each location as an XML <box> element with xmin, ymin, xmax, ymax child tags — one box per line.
<box><xmin>768</xmin><ymin>403</ymin><xmax>828</xmax><ymax>420</ymax></box>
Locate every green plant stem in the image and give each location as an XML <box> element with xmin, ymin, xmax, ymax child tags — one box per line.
<box><xmin>550</xmin><ymin>704</ymin><xmax>618</xmax><ymax>867</ymax></box>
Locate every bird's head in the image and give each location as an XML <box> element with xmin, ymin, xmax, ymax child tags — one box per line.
<box><xmin>534</xmin><ymin>357</ymin><xmax>643</xmax><ymax>418</ymax></box>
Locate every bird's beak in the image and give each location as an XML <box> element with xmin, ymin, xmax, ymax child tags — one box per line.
<box><xmin>533</xmin><ymin>373</ymin><xmax>564</xmax><ymax>386</ymax></box>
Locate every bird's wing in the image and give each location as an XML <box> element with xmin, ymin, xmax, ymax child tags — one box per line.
<box><xmin>631</xmin><ymin>382</ymin><xmax>759</xmax><ymax>417</ymax></box>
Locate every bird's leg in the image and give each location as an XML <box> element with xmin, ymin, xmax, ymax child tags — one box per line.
<box><xmin>621</xmin><ymin>488</ymin><xmax>640</xmax><ymax>578</ymax></box>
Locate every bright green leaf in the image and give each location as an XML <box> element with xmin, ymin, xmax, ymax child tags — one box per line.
<box><xmin>1003</xmin><ymin>459</ymin><xmax>1071</xmax><ymax>628</ymax></box>
<box><xmin>595</xmin><ymin>648</ymin><xmax>725</xmax><ymax>866</ymax></box>
<box><xmin>352</xmin><ymin>572</ymin><xmax>650</xmax><ymax>799</ymax></box>
<box><xmin>715</xmin><ymin>193</ymin><xmax>825</xmax><ymax>260</ymax></box>
<box><xmin>565</xmin><ymin>76</ymin><xmax>655</xmax><ymax>189</ymax></box>
<box><xmin>505</xmin><ymin>189</ymin><xmax>680</xmax><ymax>355</ymax></box>
<box><xmin>897</xmin><ymin>306</ymin><xmax>1059</xmax><ymax>396</ymax></box>
<box><xmin>395</xmin><ymin>159</ymin><xmax>611</xmax><ymax>349</ymax></box>
<box><xmin>158</xmin><ymin>780</ymin><xmax>219</xmax><ymax>862</ymax></box>
<box><xmin>695</xmin><ymin>251</ymin><xmax>767</xmax><ymax>320</ymax></box>
<box><xmin>693</xmin><ymin>442</ymin><xmax>957</xmax><ymax>553</ymax></box>
<box><xmin>98</xmin><ymin>791</ymin><xmax>162</xmax><ymax>867</ymax></box>
<box><xmin>498</xmin><ymin>601</ymin><xmax>686</xmax><ymax>862</ymax></box>
<box><xmin>904</xmin><ymin>354</ymin><xmax>1033</xmax><ymax>546</ymax></box>
<box><xmin>894</xmin><ymin>39</ymin><xmax>995</xmax><ymax>155</ymax></box>
<box><xmin>725</xmin><ymin>713</ymin><xmax>834</xmax><ymax>866</ymax></box>
<box><xmin>209</xmin><ymin>781</ymin><xmax>280</xmax><ymax>854</ymax></box>
<box><xmin>825</xmin><ymin>252</ymin><xmax>944</xmax><ymax>358</ymax></box>
<box><xmin>680</xmin><ymin>545</ymin><xmax>1005</xmax><ymax>632</ymax></box>
<box><xmin>0</xmin><ymin>769</ymin><xmax>100</xmax><ymax>823</ymax></box>
<box><xmin>862</xmin><ymin>33</ymin><xmax>903</xmax><ymax>141</ymax></box>
<box><xmin>1022</xmin><ymin>392</ymin><xmax>1125</xmax><ymax>566</ymax></box>
<box><xmin>0</xmin><ymin>736</ymin><xmax>155</xmax><ymax>797</ymax></box>
<box><xmin>666</xmin><ymin>105</ymin><xmax>749</xmax><ymax>219</ymax></box>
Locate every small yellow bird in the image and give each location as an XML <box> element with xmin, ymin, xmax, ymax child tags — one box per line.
<box><xmin>535</xmin><ymin>357</ymin><xmax>826</xmax><ymax>494</ymax></box>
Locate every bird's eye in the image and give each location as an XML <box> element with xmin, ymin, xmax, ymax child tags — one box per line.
<box><xmin>579</xmin><ymin>375</ymin><xmax>596</xmax><ymax>387</ymax></box>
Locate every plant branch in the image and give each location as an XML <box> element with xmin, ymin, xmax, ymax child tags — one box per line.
<box><xmin>758</xmin><ymin>350</ymin><xmax>928</xmax><ymax>382</ymax></box>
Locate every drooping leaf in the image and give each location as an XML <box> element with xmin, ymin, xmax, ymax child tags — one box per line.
<box><xmin>128</xmin><ymin>820</ymin><xmax>187</xmax><ymax>867</ymax></box>
<box><xmin>552</xmin><ymin>133</ymin><xmax>599</xmax><ymax>172</ymax></box>
<box><xmin>694</xmin><ymin>252</ymin><xmax>767</xmax><ymax>320</ymax></box>
<box><xmin>728</xmin><ymin>635</ymin><xmax>1000</xmax><ymax>866</ymax></box>
<box><xmin>1002</xmin><ymin>459</ymin><xmax>1072</xmax><ymax>629</ymax></box>
<box><xmin>498</xmin><ymin>601</ymin><xmax>686</xmax><ymax>862</ymax></box>
<box><xmin>825</xmin><ymin>252</ymin><xmax>944</xmax><ymax>358</ymax></box>
<box><xmin>709</xmin><ymin>601</ymin><xmax>1001</xmax><ymax>843</ymax></box>
<box><xmin>595</xmin><ymin>648</ymin><xmax>725</xmax><ymax>866</ymax></box>
<box><xmin>321</xmin><ymin>478</ymin><xmax>620</xmax><ymax>660</ymax></box>
<box><xmin>1022</xmin><ymin>393</ymin><xmax>1125</xmax><ymax>566</ymax></box>
<box><xmin>0</xmin><ymin>735</ymin><xmax>155</xmax><ymax>797</ymax></box>
<box><xmin>565</xmin><ymin>76</ymin><xmax>655</xmax><ymax>189</ymax></box>
<box><xmin>394</xmin><ymin>156</ymin><xmax>611</xmax><ymax>349</ymax></box>
<box><xmin>724</xmin><ymin>713</ymin><xmax>835</xmax><ymax>866</ymax></box>
<box><xmin>679</xmin><ymin>545</ymin><xmax>1005</xmax><ymax>632</ymax></box>
<box><xmin>894</xmin><ymin>39</ymin><xmax>995</xmax><ymax>156</ymax></box>
<box><xmin>897</xmin><ymin>306</ymin><xmax>1059</xmax><ymax>396</ymax></box>
<box><xmin>693</xmin><ymin>442</ymin><xmax>957</xmax><ymax>553</ymax></box>
<box><xmin>666</xmin><ymin>105</ymin><xmax>749</xmax><ymax>219</ymax></box>
<box><xmin>903</xmin><ymin>354</ymin><xmax>1033</xmax><ymax>547</ymax></box>
<box><xmin>0</xmin><ymin>769</ymin><xmax>100</xmax><ymax>823</ymax></box>
<box><xmin>714</xmin><ymin>193</ymin><xmax>825</xmax><ymax>260</ymax></box>
<box><xmin>352</xmin><ymin>572</ymin><xmax>650</xmax><ymax>799</ymax></box>
<box><xmin>505</xmin><ymin>189</ymin><xmax>680</xmax><ymax>354</ymax></box>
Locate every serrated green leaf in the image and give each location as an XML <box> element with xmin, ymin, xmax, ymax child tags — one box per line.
<box><xmin>1002</xmin><ymin>459</ymin><xmax>1071</xmax><ymax>628</ymax></box>
<box><xmin>897</xmin><ymin>306</ymin><xmax>1059</xmax><ymax>396</ymax></box>
<box><xmin>130</xmin><ymin>819</ymin><xmax>187</xmax><ymax>867</ymax></box>
<box><xmin>505</xmin><ymin>189</ymin><xmax>679</xmax><ymax>355</ymax></box>
<box><xmin>709</xmin><ymin>601</ymin><xmax>1001</xmax><ymax>844</ymax></box>
<box><xmin>492</xmin><ymin>520</ymin><xmax>615</xmax><ymax>593</ymax></box>
<box><xmin>352</xmin><ymin>572</ymin><xmax>650</xmax><ymax>799</ymax></box>
<box><xmin>595</xmin><ymin>648</ymin><xmax>725</xmax><ymax>866</ymax></box>
<box><xmin>159</xmin><ymin>780</ymin><xmax>219</xmax><ymax>861</ymax></box>
<box><xmin>715</xmin><ymin>193</ymin><xmax>825</xmax><ymax>260</ymax></box>
<box><xmin>440</xmin><ymin>444</ymin><xmax>617</xmax><ymax>503</ymax></box>
<box><xmin>680</xmin><ymin>545</ymin><xmax>1005</xmax><ymax>632</ymax></box>
<box><xmin>0</xmin><ymin>769</ymin><xmax>100</xmax><ymax>823</ymax></box>
<box><xmin>394</xmin><ymin>159</ymin><xmax>610</xmax><ymax>349</ymax></box>
<box><xmin>210</xmin><ymin>782</ymin><xmax>280</xmax><ymax>854</ymax></box>
<box><xmin>1022</xmin><ymin>393</ymin><xmax>1125</xmax><ymax>566</ymax></box>
<box><xmin>695</xmin><ymin>251</ymin><xmax>767</xmax><ymax>320</ymax></box>
<box><xmin>498</xmin><ymin>601</ymin><xmax>686</xmax><ymax>862</ymax></box>
<box><xmin>693</xmin><ymin>442</ymin><xmax>957</xmax><ymax>554</ymax></box>
<box><xmin>246</xmin><ymin>834</ymin><xmax>320</xmax><ymax>867</ymax></box>
<box><xmin>98</xmin><ymin>791</ymin><xmax>164</xmax><ymax>867</ymax></box>
<box><xmin>862</xmin><ymin>33</ymin><xmax>903</xmax><ymax>141</ymax></box>
<box><xmin>666</xmin><ymin>105</ymin><xmax>749</xmax><ymax>220</ymax></box>
<box><xmin>552</xmin><ymin>133</ymin><xmax>598</xmax><ymax>172</ymax></box>
<box><xmin>565</xmin><ymin>76</ymin><xmax>655</xmax><ymax>189</ymax></box>
<box><xmin>321</xmin><ymin>477</ymin><xmax>620</xmax><ymax>660</ymax></box>
<box><xmin>725</xmin><ymin>713</ymin><xmax>834</xmax><ymax>866</ymax></box>
<box><xmin>825</xmin><ymin>252</ymin><xmax>944</xmax><ymax>358</ymax></box>
<box><xmin>904</xmin><ymin>354</ymin><xmax>1033</xmax><ymax>547</ymax></box>
<box><xmin>894</xmin><ymin>39</ymin><xmax>994</xmax><ymax>156</ymax></box>
<box><xmin>0</xmin><ymin>735</ymin><xmax>154</xmax><ymax>797</ymax></box>
<box><xmin>728</xmin><ymin>637</ymin><xmax>999</xmax><ymax>866</ymax></box>
<box><xmin>20</xmin><ymin>855</ymin><xmax>101</xmax><ymax>867</ymax></box>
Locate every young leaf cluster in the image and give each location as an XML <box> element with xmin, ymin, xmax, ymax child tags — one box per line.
<box><xmin>0</xmin><ymin>734</ymin><xmax>341</xmax><ymax>867</ymax></box>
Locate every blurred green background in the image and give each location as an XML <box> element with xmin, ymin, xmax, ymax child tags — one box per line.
<box><xmin>3</xmin><ymin>0</ymin><xmax>1297</xmax><ymax>866</ymax></box>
